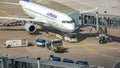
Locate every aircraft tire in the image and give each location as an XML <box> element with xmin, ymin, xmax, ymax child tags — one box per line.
<box><xmin>7</xmin><ymin>45</ymin><xmax>11</xmax><ymax>48</ymax></box>
<box><xmin>99</xmin><ymin>40</ymin><xmax>104</xmax><ymax>44</ymax></box>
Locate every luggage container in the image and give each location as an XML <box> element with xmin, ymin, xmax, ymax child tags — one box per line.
<box><xmin>49</xmin><ymin>56</ymin><xmax>61</xmax><ymax>62</ymax></box>
<box><xmin>63</xmin><ymin>58</ymin><xmax>74</xmax><ymax>63</ymax></box>
<box><xmin>36</xmin><ymin>39</ymin><xmax>46</xmax><ymax>47</ymax></box>
<box><xmin>76</xmin><ymin>60</ymin><xmax>89</xmax><ymax>65</ymax></box>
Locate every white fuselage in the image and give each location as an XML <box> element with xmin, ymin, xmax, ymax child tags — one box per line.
<box><xmin>19</xmin><ymin>1</ymin><xmax>75</xmax><ymax>32</ymax></box>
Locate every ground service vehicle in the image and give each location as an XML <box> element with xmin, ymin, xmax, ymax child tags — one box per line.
<box><xmin>56</xmin><ymin>33</ymin><xmax>78</xmax><ymax>43</ymax></box>
<box><xmin>98</xmin><ymin>34</ymin><xmax>112</xmax><ymax>44</ymax></box>
<box><xmin>4</xmin><ymin>39</ymin><xmax>32</xmax><ymax>48</ymax></box>
<box><xmin>36</xmin><ymin>38</ymin><xmax>46</xmax><ymax>47</ymax></box>
<box><xmin>46</xmin><ymin>39</ymin><xmax>67</xmax><ymax>53</ymax></box>
<box><xmin>64</xmin><ymin>33</ymin><xmax>78</xmax><ymax>42</ymax></box>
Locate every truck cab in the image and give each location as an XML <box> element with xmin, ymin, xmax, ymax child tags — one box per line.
<box><xmin>46</xmin><ymin>39</ymin><xmax>67</xmax><ymax>53</ymax></box>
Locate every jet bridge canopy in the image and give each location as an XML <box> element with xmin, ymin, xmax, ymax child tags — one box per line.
<box><xmin>66</xmin><ymin>11</ymin><xmax>80</xmax><ymax>26</ymax></box>
<box><xmin>80</xmin><ymin>13</ymin><xmax>120</xmax><ymax>28</ymax></box>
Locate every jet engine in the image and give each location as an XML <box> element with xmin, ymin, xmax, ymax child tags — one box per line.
<box><xmin>24</xmin><ymin>22</ymin><xmax>36</xmax><ymax>33</ymax></box>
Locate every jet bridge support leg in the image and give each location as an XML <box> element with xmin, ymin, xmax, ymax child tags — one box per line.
<box><xmin>94</xmin><ymin>12</ymin><xmax>112</xmax><ymax>44</ymax></box>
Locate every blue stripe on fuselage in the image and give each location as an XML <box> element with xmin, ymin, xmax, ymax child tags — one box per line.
<box><xmin>23</xmin><ymin>0</ymin><xmax>30</xmax><ymax>2</ymax></box>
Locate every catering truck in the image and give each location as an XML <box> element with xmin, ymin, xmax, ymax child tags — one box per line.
<box><xmin>4</xmin><ymin>39</ymin><xmax>32</xmax><ymax>48</ymax></box>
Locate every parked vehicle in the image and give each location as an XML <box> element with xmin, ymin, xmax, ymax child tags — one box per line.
<box><xmin>4</xmin><ymin>39</ymin><xmax>32</xmax><ymax>48</ymax></box>
<box><xmin>46</xmin><ymin>39</ymin><xmax>67</xmax><ymax>53</ymax></box>
<box><xmin>36</xmin><ymin>38</ymin><xmax>46</xmax><ymax>47</ymax></box>
<box><xmin>76</xmin><ymin>60</ymin><xmax>89</xmax><ymax>65</ymax></box>
<box><xmin>56</xmin><ymin>33</ymin><xmax>78</xmax><ymax>43</ymax></box>
<box><xmin>49</xmin><ymin>55</ymin><xmax>61</xmax><ymax>62</ymax></box>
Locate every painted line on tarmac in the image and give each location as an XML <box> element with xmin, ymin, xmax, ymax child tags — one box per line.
<box><xmin>0</xmin><ymin>9</ymin><xmax>15</xmax><ymax>17</ymax></box>
<box><xmin>0</xmin><ymin>9</ymin><xmax>5</xmax><ymax>13</ymax></box>
<box><xmin>78</xmin><ymin>43</ymin><xmax>98</xmax><ymax>54</ymax></box>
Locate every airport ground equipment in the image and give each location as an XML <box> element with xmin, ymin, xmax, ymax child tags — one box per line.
<box><xmin>63</xmin><ymin>58</ymin><xmax>74</xmax><ymax>63</ymax></box>
<box><xmin>36</xmin><ymin>38</ymin><xmax>46</xmax><ymax>47</ymax></box>
<box><xmin>49</xmin><ymin>55</ymin><xmax>61</xmax><ymax>62</ymax></box>
<box><xmin>46</xmin><ymin>39</ymin><xmax>67</xmax><ymax>53</ymax></box>
<box><xmin>89</xmin><ymin>26</ymin><xmax>112</xmax><ymax>44</ymax></box>
<box><xmin>4</xmin><ymin>39</ymin><xmax>32</xmax><ymax>48</ymax></box>
<box><xmin>76</xmin><ymin>60</ymin><xmax>89</xmax><ymax>65</ymax></box>
<box><xmin>56</xmin><ymin>33</ymin><xmax>78</xmax><ymax>43</ymax></box>
<box><xmin>97</xmin><ymin>26</ymin><xmax>112</xmax><ymax>44</ymax></box>
<box><xmin>98</xmin><ymin>34</ymin><xmax>112</xmax><ymax>44</ymax></box>
<box><xmin>97</xmin><ymin>27</ymin><xmax>112</xmax><ymax>44</ymax></box>
<box><xmin>80</xmin><ymin>13</ymin><xmax>120</xmax><ymax>44</ymax></box>
<box><xmin>64</xmin><ymin>33</ymin><xmax>78</xmax><ymax>42</ymax></box>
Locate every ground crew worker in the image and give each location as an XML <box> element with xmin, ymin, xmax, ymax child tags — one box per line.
<box><xmin>46</xmin><ymin>30</ymin><xmax>49</xmax><ymax>37</ymax></box>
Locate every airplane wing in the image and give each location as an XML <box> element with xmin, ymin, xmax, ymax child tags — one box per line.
<box><xmin>0</xmin><ymin>16</ymin><xmax>41</xmax><ymax>22</ymax></box>
<box><xmin>0</xmin><ymin>2</ymin><xmax>44</xmax><ymax>25</ymax></box>
<box><xmin>79</xmin><ymin>7</ymin><xmax>98</xmax><ymax>14</ymax></box>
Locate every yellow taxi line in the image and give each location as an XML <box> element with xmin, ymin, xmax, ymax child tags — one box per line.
<box><xmin>78</xmin><ymin>43</ymin><xmax>98</xmax><ymax>53</ymax></box>
<box><xmin>0</xmin><ymin>9</ymin><xmax>16</xmax><ymax>17</ymax></box>
<box><xmin>0</xmin><ymin>9</ymin><xmax>5</xmax><ymax>13</ymax></box>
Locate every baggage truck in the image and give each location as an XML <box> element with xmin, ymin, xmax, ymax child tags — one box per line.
<box><xmin>46</xmin><ymin>39</ymin><xmax>67</xmax><ymax>53</ymax></box>
<box><xmin>4</xmin><ymin>39</ymin><xmax>32</xmax><ymax>48</ymax></box>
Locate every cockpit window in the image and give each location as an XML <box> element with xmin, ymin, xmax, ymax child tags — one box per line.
<box><xmin>62</xmin><ymin>20</ymin><xmax>74</xmax><ymax>23</ymax></box>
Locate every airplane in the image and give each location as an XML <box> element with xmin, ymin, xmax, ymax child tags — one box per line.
<box><xmin>0</xmin><ymin>0</ymin><xmax>97</xmax><ymax>34</ymax></box>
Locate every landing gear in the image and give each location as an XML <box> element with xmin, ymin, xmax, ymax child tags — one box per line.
<box><xmin>61</xmin><ymin>32</ymin><xmax>65</xmax><ymax>40</ymax></box>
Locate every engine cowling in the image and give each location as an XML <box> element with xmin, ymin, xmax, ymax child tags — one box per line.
<box><xmin>25</xmin><ymin>23</ymin><xmax>36</xmax><ymax>33</ymax></box>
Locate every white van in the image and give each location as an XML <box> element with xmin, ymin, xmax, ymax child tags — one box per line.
<box><xmin>4</xmin><ymin>39</ymin><xmax>31</xmax><ymax>48</ymax></box>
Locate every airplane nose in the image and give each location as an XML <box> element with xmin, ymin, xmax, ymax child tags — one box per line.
<box><xmin>68</xmin><ymin>25</ymin><xmax>75</xmax><ymax>32</ymax></box>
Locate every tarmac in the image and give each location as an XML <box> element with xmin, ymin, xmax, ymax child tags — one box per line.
<box><xmin>0</xmin><ymin>0</ymin><xmax>120</xmax><ymax>68</ymax></box>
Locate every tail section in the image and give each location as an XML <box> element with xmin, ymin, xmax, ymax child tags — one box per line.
<box><xmin>23</xmin><ymin>0</ymin><xmax>30</xmax><ymax>2</ymax></box>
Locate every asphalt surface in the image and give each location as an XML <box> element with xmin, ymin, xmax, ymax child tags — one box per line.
<box><xmin>0</xmin><ymin>0</ymin><xmax>120</xmax><ymax>68</ymax></box>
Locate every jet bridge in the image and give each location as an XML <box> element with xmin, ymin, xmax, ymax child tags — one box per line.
<box><xmin>66</xmin><ymin>11</ymin><xmax>120</xmax><ymax>43</ymax></box>
<box><xmin>66</xmin><ymin>11</ymin><xmax>80</xmax><ymax>26</ymax></box>
<box><xmin>79</xmin><ymin>13</ymin><xmax>120</xmax><ymax>44</ymax></box>
<box><xmin>80</xmin><ymin>13</ymin><xmax>120</xmax><ymax>28</ymax></box>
